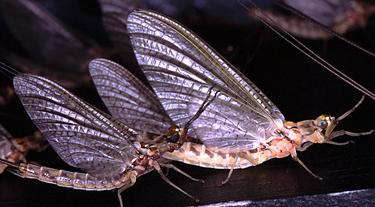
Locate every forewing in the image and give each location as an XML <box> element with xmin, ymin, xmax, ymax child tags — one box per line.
<box><xmin>0</xmin><ymin>125</ymin><xmax>12</xmax><ymax>160</ymax></box>
<box><xmin>98</xmin><ymin>0</ymin><xmax>145</xmax><ymax>76</ymax></box>
<box><xmin>13</xmin><ymin>74</ymin><xmax>139</xmax><ymax>177</ymax></box>
<box><xmin>127</xmin><ymin>10</ymin><xmax>284</xmax><ymax>152</ymax></box>
<box><xmin>89</xmin><ymin>58</ymin><xmax>173</xmax><ymax>134</ymax></box>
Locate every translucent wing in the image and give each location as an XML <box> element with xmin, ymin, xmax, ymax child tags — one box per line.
<box><xmin>98</xmin><ymin>0</ymin><xmax>144</xmax><ymax>76</ymax></box>
<box><xmin>0</xmin><ymin>124</ymin><xmax>12</xmax><ymax>160</ymax></box>
<box><xmin>283</xmin><ymin>0</ymin><xmax>355</xmax><ymax>27</ymax></box>
<box><xmin>127</xmin><ymin>10</ymin><xmax>284</xmax><ymax>152</ymax></box>
<box><xmin>89</xmin><ymin>58</ymin><xmax>173</xmax><ymax>134</ymax></box>
<box><xmin>0</xmin><ymin>0</ymin><xmax>91</xmax><ymax>71</ymax></box>
<box><xmin>13</xmin><ymin>74</ymin><xmax>139</xmax><ymax>177</ymax></box>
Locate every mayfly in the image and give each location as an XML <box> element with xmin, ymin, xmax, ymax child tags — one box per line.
<box><xmin>0</xmin><ymin>69</ymin><xmax>205</xmax><ymax>207</ymax></box>
<box><xmin>89</xmin><ymin>58</ymin><xmax>251</xmax><ymax>172</ymax></box>
<box><xmin>248</xmin><ymin>0</ymin><xmax>375</xmax><ymax>39</ymax></box>
<box><xmin>126</xmin><ymin>10</ymin><xmax>374</xmax><ymax>183</ymax></box>
<box><xmin>0</xmin><ymin>124</ymin><xmax>46</xmax><ymax>173</ymax></box>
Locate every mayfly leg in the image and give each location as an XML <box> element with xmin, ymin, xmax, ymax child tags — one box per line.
<box><xmin>117</xmin><ymin>173</ymin><xmax>137</xmax><ymax>207</ymax></box>
<box><xmin>184</xmin><ymin>86</ymin><xmax>220</xmax><ymax>131</ymax></box>
<box><xmin>292</xmin><ymin>155</ymin><xmax>323</xmax><ymax>180</ymax></box>
<box><xmin>325</xmin><ymin>96</ymin><xmax>374</xmax><ymax>143</ymax></box>
<box><xmin>151</xmin><ymin>161</ymin><xmax>200</xmax><ymax>202</ymax></box>
<box><xmin>160</xmin><ymin>163</ymin><xmax>205</xmax><ymax>183</ymax></box>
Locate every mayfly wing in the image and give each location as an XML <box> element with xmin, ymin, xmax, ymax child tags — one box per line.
<box><xmin>0</xmin><ymin>0</ymin><xmax>93</xmax><ymax>72</ymax></box>
<box><xmin>89</xmin><ymin>58</ymin><xmax>173</xmax><ymax>135</ymax></box>
<box><xmin>127</xmin><ymin>10</ymin><xmax>284</xmax><ymax>152</ymax></box>
<box><xmin>98</xmin><ymin>0</ymin><xmax>145</xmax><ymax>76</ymax></box>
<box><xmin>13</xmin><ymin>74</ymin><xmax>140</xmax><ymax>177</ymax></box>
<box><xmin>88</xmin><ymin>58</ymin><xmax>256</xmax><ymax>171</ymax></box>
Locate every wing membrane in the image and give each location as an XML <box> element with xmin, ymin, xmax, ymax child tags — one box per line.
<box><xmin>98</xmin><ymin>0</ymin><xmax>145</xmax><ymax>76</ymax></box>
<box><xmin>13</xmin><ymin>74</ymin><xmax>139</xmax><ymax>177</ymax></box>
<box><xmin>128</xmin><ymin>10</ymin><xmax>284</xmax><ymax>152</ymax></box>
<box><xmin>89</xmin><ymin>58</ymin><xmax>173</xmax><ymax>134</ymax></box>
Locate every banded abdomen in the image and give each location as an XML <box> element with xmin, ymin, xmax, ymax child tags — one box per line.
<box><xmin>164</xmin><ymin>142</ymin><xmax>278</xmax><ymax>169</ymax></box>
<box><xmin>10</xmin><ymin>162</ymin><xmax>141</xmax><ymax>191</ymax></box>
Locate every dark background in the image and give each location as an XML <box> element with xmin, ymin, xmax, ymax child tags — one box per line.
<box><xmin>0</xmin><ymin>0</ymin><xmax>374</xmax><ymax>206</ymax></box>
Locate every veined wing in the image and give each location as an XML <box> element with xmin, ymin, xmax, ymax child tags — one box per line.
<box><xmin>127</xmin><ymin>10</ymin><xmax>284</xmax><ymax>152</ymax></box>
<box><xmin>0</xmin><ymin>124</ymin><xmax>12</xmax><ymax>160</ymax></box>
<box><xmin>89</xmin><ymin>58</ymin><xmax>173</xmax><ymax>134</ymax></box>
<box><xmin>13</xmin><ymin>74</ymin><xmax>140</xmax><ymax>177</ymax></box>
<box><xmin>98</xmin><ymin>0</ymin><xmax>145</xmax><ymax>76</ymax></box>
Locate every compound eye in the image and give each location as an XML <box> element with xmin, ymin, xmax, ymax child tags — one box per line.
<box><xmin>317</xmin><ymin>120</ymin><xmax>328</xmax><ymax>129</ymax></box>
<box><xmin>167</xmin><ymin>134</ymin><xmax>179</xmax><ymax>143</ymax></box>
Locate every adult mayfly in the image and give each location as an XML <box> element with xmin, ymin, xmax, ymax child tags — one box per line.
<box><xmin>0</xmin><ymin>71</ymin><xmax>206</xmax><ymax>207</ymax></box>
<box><xmin>248</xmin><ymin>0</ymin><xmax>375</xmax><ymax>39</ymax></box>
<box><xmin>0</xmin><ymin>124</ymin><xmax>46</xmax><ymax>173</ymax></box>
<box><xmin>89</xmin><ymin>58</ymin><xmax>252</xmax><ymax>172</ymax></box>
<box><xmin>126</xmin><ymin>10</ymin><xmax>374</xmax><ymax>183</ymax></box>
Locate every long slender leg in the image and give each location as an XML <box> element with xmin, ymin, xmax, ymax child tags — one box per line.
<box><xmin>326</xmin><ymin>96</ymin><xmax>370</xmax><ymax>138</ymax></box>
<box><xmin>293</xmin><ymin>156</ymin><xmax>323</xmax><ymax>180</ymax></box>
<box><xmin>151</xmin><ymin>161</ymin><xmax>199</xmax><ymax>202</ymax></box>
<box><xmin>117</xmin><ymin>188</ymin><xmax>126</xmax><ymax>207</ymax></box>
<box><xmin>221</xmin><ymin>168</ymin><xmax>234</xmax><ymax>185</ymax></box>
<box><xmin>221</xmin><ymin>156</ymin><xmax>238</xmax><ymax>185</ymax></box>
<box><xmin>336</xmin><ymin>96</ymin><xmax>365</xmax><ymax>121</ymax></box>
<box><xmin>324</xmin><ymin>140</ymin><xmax>354</xmax><ymax>146</ymax></box>
<box><xmin>184</xmin><ymin>86</ymin><xmax>219</xmax><ymax>129</ymax></box>
<box><xmin>329</xmin><ymin>129</ymin><xmax>374</xmax><ymax>140</ymax></box>
<box><xmin>117</xmin><ymin>172</ymin><xmax>137</xmax><ymax>207</ymax></box>
<box><xmin>160</xmin><ymin>163</ymin><xmax>204</xmax><ymax>183</ymax></box>
<box><xmin>297</xmin><ymin>142</ymin><xmax>314</xmax><ymax>152</ymax></box>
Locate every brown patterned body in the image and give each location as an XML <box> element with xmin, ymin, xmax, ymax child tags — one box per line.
<box><xmin>165</xmin><ymin>115</ymin><xmax>343</xmax><ymax>170</ymax></box>
<box><xmin>16</xmin><ymin>163</ymin><xmax>142</xmax><ymax>191</ymax></box>
<box><xmin>164</xmin><ymin>140</ymin><xmax>292</xmax><ymax>169</ymax></box>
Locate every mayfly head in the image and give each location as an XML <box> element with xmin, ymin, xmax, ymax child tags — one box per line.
<box><xmin>164</xmin><ymin>125</ymin><xmax>190</xmax><ymax>153</ymax></box>
<box><xmin>314</xmin><ymin>114</ymin><xmax>335</xmax><ymax>132</ymax></box>
<box><xmin>299</xmin><ymin>114</ymin><xmax>336</xmax><ymax>145</ymax></box>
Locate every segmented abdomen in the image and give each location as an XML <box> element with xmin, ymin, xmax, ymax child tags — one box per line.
<box><xmin>17</xmin><ymin>163</ymin><xmax>136</xmax><ymax>191</ymax></box>
<box><xmin>164</xmin><ymin>142</ymin><xmax>256</xmax><ymax>169</ymax></box>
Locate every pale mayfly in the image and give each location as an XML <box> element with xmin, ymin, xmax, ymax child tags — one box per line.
<box><xmin>248</xmin><ymin>0</ymin><xmax>375</xmax><ymax>39</ymax></box>
<box><xmin>127</xmin><ymin>10</ymin><xmax>374</xmax><ymax>184</ymax></box>
<box><xmin>0</xmin><ymin>67</ymin><xmax>209</xmax><ymax>206</ymax></box>
<box><xmin>0</xmin><ymin>124</ymin><xmax>46</xmax><ymax>173</ymax></box>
